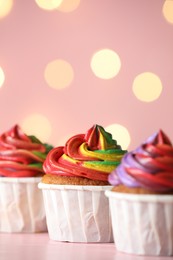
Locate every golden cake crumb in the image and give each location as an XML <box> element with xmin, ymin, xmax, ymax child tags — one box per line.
<box><xmin>112</xmin><ymin>185</ymin><xmax>173</xmax><ymax>194</ymax></box>
<box><xmin>42</xmin><ymin>173</ymin><xmax>109</xmax><ymax>186</ymax></box>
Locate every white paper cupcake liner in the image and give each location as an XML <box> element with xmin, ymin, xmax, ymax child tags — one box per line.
<box><xmin>38</xmin><ymin>183</ymin><xmax>113</xmax><ymax>243</ymax></box>
<box><xmin>0</xmin><ymin>177</ymin><xmax>47</xmax><ymax>233</ymax></box>
<box><xmin>105</xmin><ymin>190</ymin><xmax>173</xmax><ymax>256</ymax></box>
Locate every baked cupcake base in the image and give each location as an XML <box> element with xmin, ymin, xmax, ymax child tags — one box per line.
<box><xmin>38</xmin><ymin>182</ymin><xmax>113</xmax><ymax>243</ymax></box>
<box><xmin>42</xmin><ymin>173</ymin><xmax>109</xmax><ymax>186</ymax></box>
<box><xmin>112</xmin><ymin>184</ymin><xmax>173</xmax><ymax>194</ymax></box>
<box><xmin>105</xmin><ymin>189</ymin><xmax>173</xmax><ymax>256</ymax></box>
<box><xmin>0</xmin><ymin>177</ymin><xmax>47</xmax><ymax>233</ymax></box>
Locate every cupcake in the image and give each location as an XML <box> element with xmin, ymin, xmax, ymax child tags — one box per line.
<box><xmin>38</xmin><ymin>124</ymin><xmax>126</xmax><ymax>242</ymax></box>
<box><xmin>106</xmin><ymin>130</ymin><xmax>173</xmax><ymax>256</ymax></box>
<box><xmin>0</xmin><ymin>124</ymin><xmax>53</xmax><ymax>233</ymax></box>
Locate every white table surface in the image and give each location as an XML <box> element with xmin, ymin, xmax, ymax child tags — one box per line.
<box><xmin>0</xmin><ymin>233</ymin><xmax>172</xmax><ymax>260</ymax></box>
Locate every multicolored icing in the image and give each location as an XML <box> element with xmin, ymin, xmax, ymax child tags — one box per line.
<box><xmin>109</xmin><ymin>130</ymin><xmax>173</xmax><ymax>192</ymax></box>
<box><xmin>43</xmin><ymin>124</ymin><xmax>127</xmax><ymax>182</ymax></box>
<box><xmin>0</xmin><ymin>125</ymin><xmax>53</xmax><ymax>177</ymax></box>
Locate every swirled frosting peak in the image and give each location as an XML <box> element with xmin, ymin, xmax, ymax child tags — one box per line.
<box><xmin>0</xmin><ymin>125</ymin><xmax>53</xmax><ymax>177</ymax></box>
<box><xmin>108</xmin><ymin>130</ymin><xmax>173</xmax><ymax>192</ymax></box>
<box><xmin>43</xmin><ymin>124</ymin><xmax>127</xmax><ymax>182</ymax></box>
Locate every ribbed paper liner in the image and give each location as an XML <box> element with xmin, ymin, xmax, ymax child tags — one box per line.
<box><xmin>0</xmin><ymin>177</ymin><xmax>47</xmax><ymax>233</ymax></box>
<box><xmin>105</xmin><ymin>190</ymin><xmax>173</xmax><ymax>256</ymax></box>
<box><xmin>38</xmin><ymin>183</ymin><xmax>113</xmax><ymax>243</ymax></box>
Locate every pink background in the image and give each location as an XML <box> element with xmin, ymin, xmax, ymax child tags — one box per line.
<box><xmin>0</xmin><ymin>0</ymin><xmax>173</xmax><ymax>150</ymax></box>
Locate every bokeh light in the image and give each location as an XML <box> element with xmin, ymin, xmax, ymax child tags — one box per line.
<box><xmin>35</xmin><ymin>0</ymin><xmax>63</xmax><ymax>10</ymax></box>
<box><xmin>44</xmin><ymin>59</ymin><xmax>74</xmax><ymax>90</ymax></box>
<box><xmin>132</xmin><ymin>72</ymin><xmax>163</xmax><ymax>102</ymax></box>
<box><xmin>0</xmin><ymin>67</ymin><xmax>5</xmax><ymax>88</ymax></box>
<box><xmin>21</xmin><ymin>114</ymin><xmax>52</xmax><ymax>143</ymax></box>
<box><xmin>90</xmin><ymin>49</ymin><xmax>121</xmax><ymax>79</ymax></box>
<box><xmin>105</xmin><ymin>124</ymin><xmax>130</xmax><ymax>150</ymax></box>
<box><xmin>0</xmin><ymin>0</ymin><xmax>13</xmax><ymax>18</ymax></box>
<box><xmin>162</xmin><ymin>0</ymin><xmax>173</xmax><ymax>24</ymax></box>
<box><xmin>57</xmin><ymin>0</ymin><xmax>80</xmax><ymax>13</ymax></box>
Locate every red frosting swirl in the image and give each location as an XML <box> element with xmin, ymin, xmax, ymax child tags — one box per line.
<box><xmin>43</xmin><ymin>124</ymin><xmax>126</xmax><ymax>181</ymax></box>
<box><xmin>0</xmin><ymin>125</ymin><xmax>53</xmax><ymax>177</ymax></box>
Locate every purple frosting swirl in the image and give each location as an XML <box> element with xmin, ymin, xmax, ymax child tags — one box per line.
<box><xmin>108</xmin><ymin>130</ymin><xmax>173</xmax><ymax>192</ymax></box>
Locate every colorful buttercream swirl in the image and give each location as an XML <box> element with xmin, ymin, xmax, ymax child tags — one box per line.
<box><xmin>43</xmin><ymin>124</ymin><xmax>127</xmax><ymax>182</ymax></box>
<box><xmin>0</xmin><ymin>125</ymin><xmax>53</xmax><ymax>177</ymax></box>
<box><xmin>109</xmin><ymin>130</ymin><xmax>173</xmax><ymax>192</ymax></box>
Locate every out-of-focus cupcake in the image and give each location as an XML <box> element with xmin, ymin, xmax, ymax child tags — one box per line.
<box><xmin>0</xmin><ymin>124</ymin><xmax>53</xmax><ymax>233</ymax></box>
<box><xmin>106</xmin><ymin>130</ymin><xmax>173</xmax><ymax>256</ymax></box>
<box><xmin>38</xmin><ymin>124</ymin><xmax>126</xmax><ymax>242</ymax></box>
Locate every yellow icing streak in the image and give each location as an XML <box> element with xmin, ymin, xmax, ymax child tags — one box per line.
<box><xmin>99</xmin><ymin>132</ymin><xmax>106</xmax><ymax>150</ymax></box>
<box><xmin>79</xmin><ymin>143</ymin><xmax>102</xmax><ymax>159</ymax></box>
<box><xmin>62</xmin><ymin>154</ymin><xmax>78</xmax><ymax>164</ymax></box>
<box><xmin>79</xmin><ymin>143</ymin><xmax>123</xmax><ymax>161</ymax></box>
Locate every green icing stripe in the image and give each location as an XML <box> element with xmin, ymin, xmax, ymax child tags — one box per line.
<box><xmin>44</xmin><ymin>143</ymin><xmax>54</xmax><ymax>153</ymax></box>
<box><xmin>99</xmin><ymin>126</ymin><xmax>117</xmax><ymax>146</ymax></box>
<box><xmin>32</xmin><ymin>151</ymin><xmax>47</xmax><ymax>159</ymax></box>
<box><xmin>28</xmin><ymin>135</ymin><xmax>53</xmax><ymax>154</ymax></box>
<box><xmin>28</xmin><ymin>135</ymin><xmax>42</xmax><ymax>144</ymax></box>
<box><xmin>28</xmin><ymin>163</ymin><xmax>43</xmax><ymax>169</ymax></box>
<box><xmin>94</xmin><ymin>149</ymin><xmax>127</xmax><ymax>155</ymax></box>
<box><xmin>84</xmin><ymin>161</ymin><xmax>120</xmax><ymax>166</ymax></box>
